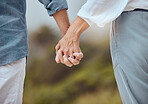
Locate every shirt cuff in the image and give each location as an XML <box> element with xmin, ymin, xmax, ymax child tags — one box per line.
<box><xmin>77</xmin><ymin>9</ymin><xmax>94</xmax><ymax>26</ymax></box>
<box><xmin>46</xmin><ymin>0</ymin><xmax>68</xmax><ymax>16</ymax></box>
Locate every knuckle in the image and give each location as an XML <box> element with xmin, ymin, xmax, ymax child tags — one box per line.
<box><xmin>77</xmin><ymin>56</ymin><xmax>81</xmax><ymax>60</ymax></box>
<box><xmin>65</xmin><ymin>62</ymin><xmax>72</xmax><ymax>67</ymax></box>
<box><xmin>81</xmin><ymin>53</ymin><xmax>84</xmax><ymax>57</ymax></box>
<box><xmin>73</xmin><ymin>49</ymin><xmax>78</xmax><ymax>53</ymax></box>
<box><xmin>73</xmin><ymin>60</ymin><xmax>78</xmax><ymax>65</ymax></box>
<box><xmin>68</xmin><ymin>64</ymin><xmax>73</xmax><ymax>67</ymax></box>
<box><xmin>64</xmin><ymin>48</ymin><xmax>68</xmax><ymax>53</ymax></box>
<box><xmin>58</xmin><ymin>49</ymin><xmax>61</xmax><ymax>53</ymax></box>
<box><xmin>64</xmin><ymin>58</ymin><xmax>70</xmax><ymax>64</ymax></box>
<box><xmin>61</xmin><ymin>60</ymin><xmax>64</xmax><ymax>64</ymax></box>
<box><xmin>78</xmin><ymin>54</ymin><xmax>83</xmax><ymax>59</ymax></box>
<box><xmin>55</xmin><ymin>47</ymin><xmax>58</xmax><ymax>50</ymax></box>
<box><xmin>73</xmin><ymin>63</ymin><xmax>77</xmax><ymax>65</ymax></box>
<box><xmin>76</xmin><ymin>61</ymin><xmax>79</xmax><ymax>65</ymax></box>
<box><xmin>60</xmin><ymin>57</ymin><xmax>64</xmax><ymax>61</ymax></box>
<box><xmin>77</xmin><ymin>55</ymin><xmax>81</xmax><ymax>58</ymax></box>
<box><xmin>70</xmin><ymin>59</ymin><xmax>74</xmax><ymax>63</ymax></box>
<box><xmin>64</xmin><ymin>59</ymin><xmax>68</xmax><ymax>63</ymax></box>
<box><xmin>56</xmin><ymin>44</ymin><xmax>59</xmax><ymax>48</ymax></box>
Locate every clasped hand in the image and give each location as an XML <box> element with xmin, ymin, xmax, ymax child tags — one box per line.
<box><xmin>55</xmin><ymin>29</ymin><xmax>83</xmax><ymax>67</ymax></box>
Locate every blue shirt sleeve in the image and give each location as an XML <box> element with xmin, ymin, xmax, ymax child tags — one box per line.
<box><xmin>38</xmin><ymin>0</ymin><xmax>68</xmax><ymax>16</ymax></box>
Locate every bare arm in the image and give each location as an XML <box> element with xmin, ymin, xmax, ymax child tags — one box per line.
<box><xmin>38</xmin><ymin>0</ymin><xmax>69</xmax><ymax>36</ymax></box>
<box><xmin>53</xmin><ymin>9</ymin><xmax>70</xmax><ymax>37</ymax></box>
<box><xmin>55</xmin><ymin>16</ymin><xmax>90</xmax><ymax>67</ymax></box>
<box><xmin>66</xmin><ymin>16</ymin><xmax>90</xmax><ymax>39</ymax></box>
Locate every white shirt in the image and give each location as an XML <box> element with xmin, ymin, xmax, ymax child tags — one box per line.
<box><xmin>77</xmin><ymin>0</ymin><xmax>148</xmax><ymax>27</ymax></box>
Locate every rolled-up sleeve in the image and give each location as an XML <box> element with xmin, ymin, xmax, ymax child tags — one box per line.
<box><xmin>77</xmin><ymin>0</ymin><xmax>129</xmax><ymax>27</ymax></box>
<box><xmin>38</xmin><ymin>0</ymin><xmax>68</xmax><ymax>16</ymax></box>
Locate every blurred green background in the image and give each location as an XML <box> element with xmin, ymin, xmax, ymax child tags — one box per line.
<box><xmin>24</xmin><ymin>0</ymin><xmax>122</xmax><ymax>104</ymax></box>
<box><xmin>23</xmin><ymin>26</ymin><xmax>121</xmax><ymax>104</ymax></box>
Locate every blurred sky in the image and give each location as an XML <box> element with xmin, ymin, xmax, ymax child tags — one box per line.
<box><xmin>26</xmin><ymin>0</ymin><xmax>110</xmax><ymax>42</ymax></box>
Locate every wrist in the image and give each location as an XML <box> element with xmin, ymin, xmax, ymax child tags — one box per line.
<box><xmin>53</xmin><ymin>9</ymin><xmax>70</xmax><ymax>38</ymax></box>
<box><xmin>65</xmin><ymin>28</ymin><xmax>80</xmax><ymax>42</ymax></box>
<box><xmin>66</xmin><ymin>16</ymin><xmax>89</xmax><ymax>39</ymax></box>
<box><xmin>69</xmin><ymin>28</ymin><xmax>81</xmax><ymax>39</ymax></box>
<box><xmin>61</xmin><ymin>27</ymin><xmax>70</xmax><ymax>37</ymax></box>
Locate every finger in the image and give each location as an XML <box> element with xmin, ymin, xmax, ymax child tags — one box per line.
<box><xmin>55</xmin><ymin>44</ymin><xmax>60</xmax><ymax>53</ymax></box>
<box><xmin>73</xmin><ymin>52</ymin><xmax>84</xmax><ymax>60</ymax></box>
<box><xmin>69</xmin><ymin>50</ymin><xmax>74</xmax><ymax>58</ymax></box>
<box><xmin>55</xmin><ymin>54</ymin><xmax>60</xmax><ymax>63</ymax></box>
<box><xmin>63</xmin><ymin>55</ymin><xmax>73</xmax><ymax>67</ymax></box>
<box><xmin>63</xmin><ymin>49</ymin><xmax>69</xmax><ymax>59</ymax></box>
<box><xmin>57</xmin><ymin>50</ymin><xmax>64</xmax><ymax>63</ymax></box>
<box><xmin>68</xmin><ymin>57</ymin><xmax>79</xmax><ymax>65</ymax></box>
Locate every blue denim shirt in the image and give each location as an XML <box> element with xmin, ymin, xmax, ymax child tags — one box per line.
<box><xmin>0</xmin><ymin>0</ymin><xmax>68</xmax><ymax>66</ymax></box>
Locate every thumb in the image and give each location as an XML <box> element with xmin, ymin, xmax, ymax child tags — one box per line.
<box><xmin>73</xmin><ymin>52</ymin><xmax>83</xmax><ymax>60</ymax></box>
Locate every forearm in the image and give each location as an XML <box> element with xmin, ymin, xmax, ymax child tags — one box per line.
<box><xmin>53</xmin><ymin>9</ymin><xmax>70</xmax><ymax>37</ymax></box>
<box><xmin>55</xmin><ymin>16</ymin><xmax>89</xmax><ymax>66</ymax></box>
<box><xmin>67</xmin><ymin>16</ymin><xmax>90</xmax><ymax>40</ymax></box>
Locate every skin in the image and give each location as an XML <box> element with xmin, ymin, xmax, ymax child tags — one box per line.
<box><xmin>56</xmin><ymin>16</ymin><xmax>90</xmax><ymax>67</ymax></box>
<box><xmin>52</xmin><ymin>9</ymin><xmax>83</xmax><ymax>66</ymax></box>
<box><xmin>53</xmin><ymin>9</ymin><xmax>70</xmax><ymax>37</ymax></box>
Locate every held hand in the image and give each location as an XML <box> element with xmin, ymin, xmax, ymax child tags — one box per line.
<box><xmin>68</xmin><ymin>52</ymin><xmax>83</xmax><ymax>65</ymax></box>
<box><xmin>55</xmin><ymin>16</ymin><xmax>89</xmax><ymax>67</ymax></box>
<box><xmin>55</xmin><ymin>52</ymin><xmax>83</xmax><ymax>67</ymax></box>
<box><xmin>55</xmin><ymin>31</ymin><xmax>83</xmax><ymax>67</ymax></box>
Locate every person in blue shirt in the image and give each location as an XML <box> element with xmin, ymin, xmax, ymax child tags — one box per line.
<box><xmin>0</xmin><ymin>0</ymin><xmax>81</xmax><ymax>103</ymax></box>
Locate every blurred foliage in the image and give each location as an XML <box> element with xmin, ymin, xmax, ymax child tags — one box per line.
<box><xmin>23</xmin><ymin>26</ymin><xmax>122</xmax><ymax>104</ymax></box>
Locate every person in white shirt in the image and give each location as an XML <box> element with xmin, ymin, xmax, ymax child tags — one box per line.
<box><xmin>55</xmin><ymin>0</ymin><xmax>148</xmax><ymax>103</ymax></box>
